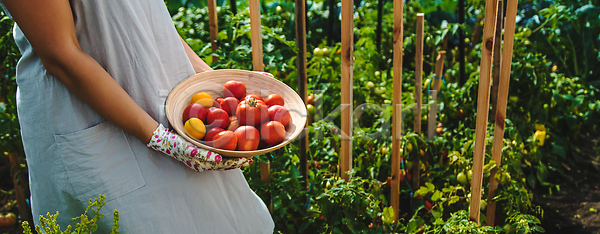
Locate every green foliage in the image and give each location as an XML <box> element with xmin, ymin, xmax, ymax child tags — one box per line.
<box><xmin>0</xmin><ymin>12</ymin><xmax>22</xmax><ymax>154</ymax></box>
<box><xmin>0</xmin><ymin>0</ymin><xmax>596</xmax><ymax>232</ymax></box>
<box><xmin>22</xmin><ymin>194</ymin><xmax>120</xmax><ymax>234</ymax></box>
<box><xmin>165</xmin><ymin>0</ymin><xmax>600</xmax><ymax>232</ymax></box>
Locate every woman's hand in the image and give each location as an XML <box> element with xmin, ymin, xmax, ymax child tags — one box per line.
<box><xmin>147</xmin><ymin>124</ymin><xmax>253</xmax><ymax>172</ymax></box>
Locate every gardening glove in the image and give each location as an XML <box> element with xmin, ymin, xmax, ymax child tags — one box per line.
<box><xmin>147</xmin><ymin>124</ymin><xmax>253</xmax><ymax>172</ymax></box>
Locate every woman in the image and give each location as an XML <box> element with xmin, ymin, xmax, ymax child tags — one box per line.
<box><xmin>1</xmin><ymin>0</ymin><xmax>274</xmax><ymax>233</ymax></box>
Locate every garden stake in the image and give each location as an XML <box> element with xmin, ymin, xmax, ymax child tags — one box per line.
<box><xmin>249</xmin><ymin>0</ymin><xmax>272</xmax><ymax>213</ymax></box>
<box><xmin>391</xmin><ymin>0</ymin><xmax>403</xmax><ymax>222</ymax></box>
<box><xmin>249</xmin><ymin>0</ymin><xmax>263</xmax><ymax>72</ymax></box>
<box><xmin>295</xmin><ymin>0</ymin><xmax>310</xmax><ymax>206</ymax></box>
<box><xmin>428</xmin><ymin>51</ymin><xmax>445</xmax><ymax>141</ymax></box>
<box><xmin>412</xmin><ymin>13</ymin><xmax>424</xmax><ymax>192</ymax></box>
<box><xmin>340</xmin><ymin>0</ymin><xmax>354</xmax><ymax>182</ymax></box>
<box><xmin>469</xmin><ymin>0</ymin><xmax>499</xmax><ymax>224</ymax></box>
<box><xmin>490</xmin><ymin>0</ymin><xmax>504</xmax><ymax>125</ymax></box>
<box><xmin>458</xmin><ymin>0</ymin><xmax>465</xmax><ymax>85</ymax></box>
<box><xmin>207</xmin><ymin>0</ymin><xmax>219</xmax><ymax>63</ymax></box>
<box><xmin>487</xmin><ymin>0</ymin><xmax>519</xmax><ymax>226</ymax></box>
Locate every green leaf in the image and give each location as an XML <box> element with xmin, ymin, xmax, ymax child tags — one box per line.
<box><xmin>551</xmin><ymin>144</ymin><xmax>566</xmax><ymax>159</ymax></box>
<box><xmin>431</xmin><ymin>190</ymin><xmax>442</xmax><ymax>201</ymax></box>
<box><xmin>426</xmin><ymin>182</ymin><xmax>435</xmax><ymax>191</ymax></box>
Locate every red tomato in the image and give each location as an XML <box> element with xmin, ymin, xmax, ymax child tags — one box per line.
<box><xmin>264</xmin><ymin>93</ymin><xmax>285</xmax><ymax>107</ymax></box>
<box><xmin>212</xmin><ymin>130</ymin><xmax>237</xmax><ymax>150</ymax></box>
<box><xmin>203</xmin><ymin>127</ymin><xmax>225</xmax><ymax>147</ymax></box>
<box><xmin>223</xmin><ymin>80</ymin><xmax>246</xmax><ymax>100</ymax></box>
<box><xmin>425</xmin><ymin>200</ymin><xmax>433</xmax><ymax>211</ymax></box>
<box><xmin>206</xmin><ymin>107</ymin><xmax>230</xmax><ymax>129</ymax></box>
<box><xmin>215</xmin><ymin>97</ymin><xmax>224</xmax><ymax>104</ymax></box>
<box><xmin>236</xmin><ymin>98</ymin><xmax>269</xmax><ymax>126</ymax></box>
<box><xmin>219</xmin><ymin>97</ymin><xmax>240</xmax><ymax>116</ymax></box>
<box><xmin>260</xmin><ymin>121</ymin><xmax>286</xmax><ymax>145</ymax></box>
<box><xmin>243</xmin><ymin>93</ymin><xmax>264</xmax><ymax>102</ymax></box>
<box><xmin>268</xmin><ymin>105</ymin><xmax>291</xmax><ymax>127</ymax></box>
<box><xmin>227</xmin><ymin>116</ymin><xmax>240</xmax><ymax>131</ymax></box>
<box><xmin>307</xmin><ymin>93</ymin><xmax>315</xmax><ymax>105</ymax></box>
<box><xmin>211</xmin><ymin>100</ymin><xmax>222</xmax><ymax>109</ymax></box>
<box><xmin>0</xmin><ymin>213</ymin><xmax>17</xmax><ymax>228</ymax></box>
<box><xmin>182</xmin><ymin>103</ymin><xmax>208</xmax><ymax>123</ymax></box>
<box><xmin>234</xmin><ymin>126</ymin><xmax>261</xmax><ymax>151</ymax></box>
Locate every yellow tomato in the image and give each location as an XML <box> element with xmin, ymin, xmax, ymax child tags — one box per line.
<box><xmin>533</xmin><ymin>130</ymin><xmax>546</xmax><ymax>146</ymax></box>
<box><xmin>534</xmin><ymin>123</ymin><xmax>546</xmax><ymax>131</ymax></box>
<box><xmin>192</xmin><ymin>92</ymin><xmax>213</xmax><ymax>108</ymax></box>
<box><xmin>184</xmin><ymin>118</ymin><xmax>206</xmax><ymax>139</ymax></box>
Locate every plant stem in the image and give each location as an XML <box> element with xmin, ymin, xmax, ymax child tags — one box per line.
<box><xmin>545</xmin><ymin>37</ymin><xmax>572</xmax><ymax>77</ymax></box>
<box><xmin>566</xmin><ymin>33</ymin><xmax>579</xmax><ymax>76</ymax></box>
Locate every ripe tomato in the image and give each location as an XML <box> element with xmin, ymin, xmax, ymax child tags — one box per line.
<box><xmin>260</xmin><ymin>121</ymin><xmax>286</xmax><ymax>145</ymax></box>
<box><xmin>182</xmin><ymin>103</ymin><xmax>208</xmax><ymax>123</ymax></box>
<box><xmin>268</xmin><ymin>105</ymin><xmax>291</xmax><ymax>127</ymax></box>
<box><xmin>234</xmin><ymin>126</ymin><xmax>261</xmax><ymax>151</ymax></box>
<box><xmin>215</xmin><ymin>97</ymin><xmax>224</xmax><ymax>104</ymax></box>
<box><xmin>264</xmin><ymin>93</ymin><xmax>285</xmax><ymax>107</ymax></box>
<box><xmin>0</xmin><ymin>213</ymin><xmax>17</xmax><ymax>228</ymax></box>
<box><xmin>219</xmin><ymin>97</ymin><xmax>239</xmax><ymax>116</ymax></box>
<box><xmin>192</xmin><ymin>92</ymin><xmax>214</xmax><ymax>108</ymax></box>
<box><xmin>212</xmin><ymin>130</ymin><xmax>237</xmax><ymax>150</ymax></box>
<box><xmin>227</xmin><ymin>116</ymin><xmax>240</xmax><ymax>131</ymax></box>
<box><xmin>206</xmin><ymin>107</ymin><xmax>230</xmax><ymax>129</ymax></box>
<box><xmin>425</xmin><ymin>200</ymin><xmax>433</xmax><ymax>211</ymax></box>
<box><xmin>223</xmin><ymin>80</ymin><xmax>246</xmax><ymax>100</ymax></box>
<box><xmin>436</xmin><ymin>126</ymin><xmax>443</xmax><ymax>135</ymax></box>
<box><xmin>203</xmin><ymin>127</ymin><xmax>225</xmax><ymax>147</ymax></box>
<box><xmin>184</xmin><ymin>118</ymin><xmax>206</xmax><ymax>139</ymax></box>
<box><xmin>236</xmin><ymin>98</ymin><xmax>269</xmax><ymax>126</ymax></box>
<box><xmin>307</xmin><ymin>93</ymin><xmax>315</xmax><ymax>105</ymax></box>
<box><xmin>211</xmin><ymin>100</ymin><xmax>221</xmax><ymax>109</ymax></box>
<box><xmin>243</xmin><ymin>93</ymin><xmax>264</xmax><ymax>102</ymax></box>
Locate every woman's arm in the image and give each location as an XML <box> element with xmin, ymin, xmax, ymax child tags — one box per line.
<box><xmin>3</xmin><ymin>0</ymin><xmax>158</xmax><ymax>143</ymax></box>
<box><xmin>180</xmin><ymin>36</ymin><xmax>213</xmax><ymax>73</ymax></box>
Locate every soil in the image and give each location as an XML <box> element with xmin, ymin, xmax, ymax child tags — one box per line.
<box><xmin>533</xmin><ymin>133</ymin><xmax>600</xmax><ymax>234</ymax></box>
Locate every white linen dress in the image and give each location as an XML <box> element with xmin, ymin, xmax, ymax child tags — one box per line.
<box><xmin>2</xmin><ymin>0</ymin><xmax>274</xmax><ymax>233</ymax></box>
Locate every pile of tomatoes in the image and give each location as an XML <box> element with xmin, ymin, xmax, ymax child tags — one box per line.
<box><xmin>182</xmin><ymin>80</ymin><xmax>291</xmax><ymax>151</ymax></box>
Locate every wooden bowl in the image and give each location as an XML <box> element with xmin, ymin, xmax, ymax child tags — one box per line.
<box><xmin>165</xmin><ymin>69</ymin><xmax>307</xmax><ymax>157</ymax></box>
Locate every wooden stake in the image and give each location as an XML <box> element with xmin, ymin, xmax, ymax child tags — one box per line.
<box><xmin>487</xmin><ymin>0</ymin><xmax>519</xmax><ymax>226</ymax></box>
<box><xmin>490</xmin><ymin>0</ymin><xmax>504</xmax><ymax>124</ymax></box>
<box><xmin>469</xmin><ymin>0</ymin><xmax>499</xmax><ymax>224</ymax></box>
<box><xmin>391</xmin><ymin>0</ymin><xmax>403</xmax><ymax>222</ymax></box>
<box><xmin>340</xmin><ymin>0</ymin><xmax>354</xmax><ymax>181</ymax></box>
<box><xmin>249</xmin><ymin>0</ymin><xmax>271</xmax><ymax>213</ymax></box>
<box><xmin>295</xmin><ymin>0</ymin><xmax>309</xmax><ymax>205</ymax></box>
<box><xmin>249</xmin><ymin>0</ymin><xmax>263</xmax><ymax>71</ymax></box>
<box><xmin>428</xmin><ymin>51</ymin><xmax>445</xmax><ymax>140</ymax></box>
<box><xmin>208</xmin><ymin>0</ymin><xmax>219</xmax><ymax>63</ymax></box>
<box><xmin>412</xmin><ymin>13</ymin><xmax>424</xmax><ymax>192</ymax></box>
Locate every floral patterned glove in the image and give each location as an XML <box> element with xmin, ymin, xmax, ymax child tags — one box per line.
<box><xmin>147</xmin><ymin>124</ymin><xmax>253</xmax><ymax>172</ymax></box>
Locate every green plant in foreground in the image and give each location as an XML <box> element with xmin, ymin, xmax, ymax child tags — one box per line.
<box><xmin>22</xmin><ymin>194</ymin><xmax>119</xmax><ymax>234</ymax></box>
